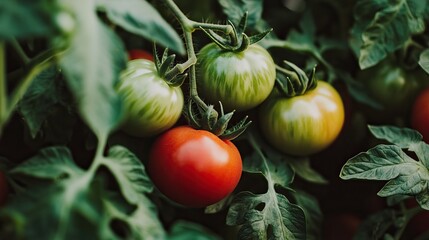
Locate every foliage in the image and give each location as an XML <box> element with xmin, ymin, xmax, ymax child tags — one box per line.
<box><xmin>0</xmin><ymin>0</ymin><xmax>429</xmax><ymax>239</ymax></box>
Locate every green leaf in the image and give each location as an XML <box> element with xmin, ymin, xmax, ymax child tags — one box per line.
<box><xmin>368</xmin><ymin>125</ymin><xmax>423</xmax><ymax>148</ymax></box>
<box><xmin>353</xmin><ymin>209</ymin><xmax>396</xmax><ymax>240</ymax></box>
<box><xmin>96</xmin><ymin>0</ymin><xmax>185</xmax><ymax>54</ymax></box>
<box><xmin>103</xmin><ymin>194</ymin><xmax>166</xmax><ymax>239</ymax></box>
<box><xmin>340</xmin><ymin>144</ymin><xmax>420</xmax><ymax>180</ymax></box>
<box><xmin>10</xmin><ymin>146</ymin><xmax>83</xmax><ymax>180</ymax></box>
<box><xmin>18</xmin><ymin>66</ymin><xmax>73</xmax><ymax>139</ymax></box>
<box><xmin>416</xmin><ymin>190</ymin><xmax>429</xmax><ymax>210</ymax></box>
<box><xmin>0</xmin><ymin>178</ymin><xmax>116</xmax><ymax>240</ymax></box>
<box><xmin>103</xmin><ymin>146</ymin><xmax>153</xmax><ymax>205</ymax></box>
<box><xmin>419</xmin><ymin>49</ymin><xmax>429</xmax><ymax>74</ymax></box>
<box><xmin>412</xmin><ymin>142</ymin><xmax>429</xmax><ymax>169</ymax></box>
<box><xmin>226</xmin><ymin>131</ymin><xmax>306</xmax><ymax>239</ymax></box>
<box><xmin>0</xmin><ymin>0</ymin><xmax>60</xmax><ymax>39</ymax></box>
<box><xmin>59</xmin><ymin>0</ymin><xmax>126</xmax><ymax>139</ymax></box>
<box><xmin>169</xmin><ymin>221</ymin><xmax>222</xmax><ymax>240</ymax></box>
<box><xmin>377</xmin><ymin>168</ymin><xmax>429</xmax><ymax>197</ymax></box>
<box><xmin>368</xmin><ymin>125</ymin><xmax>429</xmax><ymax>168</ymax></box>
<box><xmin>291</xmin><ymin>191</ymin><xmax>323</xmax><ymax>240</ymax></box>
<box><xmin>227</xmin><ymin>191</ymin><xmax>306</xmax><ymax>240</ymax></box>
<box><xmin>289</xmin><ymin>158</ymin><xmax>328</xmax><ymax>184</ymax></box>
<box><xmin>244</xmin><ymin>150</ymin><xmax>295</xmax><ymax>188</ymax></box>
<box><xmin>218</xmin><ymin>0</ymin><xmax>263</xmax><ymax>29</ymax></box>
<box><xmin>352</xmin><ymin>0</ymin><xmax>427</xmax><ymax>69</ymax></box>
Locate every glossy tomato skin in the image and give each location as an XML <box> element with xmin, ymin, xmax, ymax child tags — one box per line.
<box><xmin>116</xmin><ymin>59</ymin><xmax>184</xmax><ymax>137</ymax></box>
<box><xmin>411</xmin><ymin>87</ymin><xmax>429</xmax><ymax>143</ymax></box>
<box><xmin>197</xmin><ymin>43</ymin><xmax>276</xmax><ymax>111</ymax></box>
<box><xmin>259</xmin><ymin>81</ymin><xmax>345</xmax><ymax>156</ymax></box>
<box><xmin>148</xmin><ymin>126</ymin><xmax>242</xmax><ymax>207</ymax></box>
<box><xmin>128</xmin><ymin>49</ymin><xmax>154</xmax><ymax>61</ymax></box>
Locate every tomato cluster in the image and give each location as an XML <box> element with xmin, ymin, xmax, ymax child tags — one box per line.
<box><xmin>117</xmin><ymin>43</ymin><xmax>346</xmax><ymax>207</ymax></box>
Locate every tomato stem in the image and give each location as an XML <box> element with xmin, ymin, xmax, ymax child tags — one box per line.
<box><xmin>10</xmin><ymin>38</ymin><xmax>30</xmax><ymax>64</ymax></box>
<box><xmin>163</xmin><ymin>0</ymin><xmax>235</xmax><ymax>110</ymax></box>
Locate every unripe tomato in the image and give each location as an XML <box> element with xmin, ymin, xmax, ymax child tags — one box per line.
<box><xmin>128</xmin><ymin>49</ymin><xmax>154</xmax><ymax>61</ymax></box>
<box><xmin>359</xmin><ymin>59</ymin><xmax>429</xmax><ymax>114</ymax></box>
<box><xmin>411</xmin><ymin>87</ymin><xmax>429</xmax><ymax>143</ymax></box>
<box><xmin>197</xmin><ymin>43</ymin><xmax>276</xmax><ymax>111</ymax></box>
<box><xmin>259</xmin><ymin>81</ymin><xmax>345</xmax><ymax>156</ymax></box>
<box><xmin>148</xmin><ymin>126</ymin><xmax>242</xmax><ymax>207</ymax></box>
<box><xmin>116</xmin><ymin>59</ymin><xmax>184</xmax><ymax>137</ymax></box>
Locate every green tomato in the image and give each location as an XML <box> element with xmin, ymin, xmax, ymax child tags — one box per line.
<box><xmin>116</xmin><ymin>59</ymin><xmax>184</xmax><ymax>137</ymax></box>
<box><xmin>197</xmin><ymin>43</ymin><xmax>276</xmax><ymax>111</ymax></box>
<box><xmin>359</xmin><ymin>59</ymin><xmax>429</xmax><ymax>114</ymax></box>
<box><xmin>259</xmin><ymin>81</ymin><xmax>345</xmax><ymax>156</ymax></box>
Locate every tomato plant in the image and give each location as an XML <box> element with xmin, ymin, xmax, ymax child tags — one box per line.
<box><xmin>1</xmin><ymin>0</ymin><xmax>429</xmax><ymax>239</ymax></box>
<box><xmin>116</xmin><ymin>59</ymin><xmax>184</xmax><ymax>137</ymax></box>
<box><xmin>197</xmin><ymin>43</ymin><xmax>276</xmax><ymax>111</ymax></box>
<box><xmin>259</xmin><ymin>81</ymin><xmax>345</xmax><ymax>156</ymax></box>
<box><xmin>411</xmin><ymin>87</ymin><xmax>429</xmax><ymax>143</ymax></box>
<box><xmin>148</xmin><ymin>126</ymin><xmax>242</xmax><ymax>207</ymax></box>
<box><xmin>128</xmin><ymin>49</ymin><xmax>154</xmax><ymax>61</ymax></box>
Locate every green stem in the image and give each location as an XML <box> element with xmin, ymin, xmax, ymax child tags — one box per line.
<box><xmin>6</xmin><ymin>48</ymin><xmax>59</xmax><ymax>119</ymax></box>
<box><xmin>163</xmin><ymin>0</ymin><xmax>233</xmax><ymax>110</ymax></box>
<box><xmin>0</xmin><ymin>42</ymin><xmax>6</xmax><ymax>137</ymax></box>
<box><xmin>87</xmin><ymin>134</ymin><xmax>108</xmax><ymax>177</ymax></box>
<box><xmin>11</xmin><ymin>39</ymin><xmax>30</xmax><ymax>64</ymax></box>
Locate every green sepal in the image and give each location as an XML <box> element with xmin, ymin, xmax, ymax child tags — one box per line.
<box><xmin>183</xmin><ymin>99</ymin><xmax>251</xmax><ymax>140</ymax></box>
<box><xmin>200</xmin><ymin>28</ymin><xmax>230</xmax><ymax>50</ymax></box>
<box><xmin>248</xmin><ymin>28</ymin><xmax>273</xmax><ymax>45</ymax></box>
<box><xmin>201</xmin><ymin>11</ymin><xmax>270</xmax><ymax>53</ymax></box>
<box><xmin>166</xmin><ymin>73</ymin><xmax>187</xmax><ymax>88</ymax></box>
<box><xmin>151</xmin><ymin>45</ymin><xmax>185</xmax><ymax>87</ymax></box>
<box><xmin>235</xmin><ymin>11</ymin><xmax>248</xmax><ymax>37</ymax></box>
<box><xmin>159</xmin><ymin>54</ymin><xmax>175</xmax><ymax>78</ymax></box>
<box><xmin>220</xmin><ymin>116</ymin><xmax>252</xmax><ymax>141</ymax></box>
<box><xmin>233</xmin><ymin>34</ymin><xmax>250</xmax><ymax>53</ymax></box>
<box><xmin>212</xmin><ymin>102</ymin><xmax>235</xmax><ymax>136</ymax></box>
<box><xmin>184</xmin><ymin>99</ymin><xmax>201</xmax><ymax>129</ymax></box>
<box><xmin>275</xmin><ymin>61</ymin><xmax>319</xmax><ymax>97</ymax></box>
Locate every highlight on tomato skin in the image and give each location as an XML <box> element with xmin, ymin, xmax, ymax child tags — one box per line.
<box><xmin>147</xmin><ymin>126</ymin><xmax>242</xmax><ymax>208</ymax></box>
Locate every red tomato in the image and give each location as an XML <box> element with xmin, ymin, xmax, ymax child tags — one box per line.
<box><xmin>411</xmin><ymin>87</ymin><xmax>429</xmax><ymax>143</ymax></box>
<box><xmin>0</xmin><ymin>172</ymin><xmax>9</xmax><ymax>206</ymax></box>
<box><xmin>148</xmin><ymin>126</ymin><xmax>242</xmax><ymax>207</ymax></box>
<box><xmin>127</xmin><ymin>49</ymin><xmax>154</xmax><ymax>61</ymax></box>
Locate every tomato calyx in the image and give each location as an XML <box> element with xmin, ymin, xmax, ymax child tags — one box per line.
<box><xmin>153</xmin><ymin>47</ymin><xmax>187</xmax><ymax>87</ymax></box>
<box><xmin>275</xmin><ymin>60</ymin><xmax>317</xmax><ymax>97</ymax></box>
<box><xmin>184</xmin><ymin>99</ymin><xmax>251</xmax><ymax>140</ymax></box>
<box><xmin>200</xmin><ymin>12</ymin><xmax>272</xmax><ymax>52</ymax></box>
